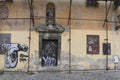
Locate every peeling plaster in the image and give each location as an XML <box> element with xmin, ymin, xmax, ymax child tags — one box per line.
<box><xmin>28</xmin><ymin>49</ymin><xmax>118</xmax><ymax>70</ymax></box>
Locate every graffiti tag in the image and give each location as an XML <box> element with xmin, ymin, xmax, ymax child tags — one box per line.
<box><xmin>0</xmin><ymin>43</ymin><xmax>28</xmax><ymax>68</ymax></box>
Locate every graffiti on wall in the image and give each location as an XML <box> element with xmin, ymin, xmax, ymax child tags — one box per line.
<box><xmin>19</xmin><ymin>53</ymin><xmax>29</xmax><ymax>62</ymax></box>
<box><xmin>87</xmin><ymin>35</ymin><xmax>99</xmax><ymax>54</ymax></box>
<box><xmin>0</xmin><ymin>34</ymin><xmax>28</xmax><ymax>68</ymax></box>
<box><xmin>41</xmin><ymin>40</ymin><xmax>58</xmax><ymax>66</ymax></box>
<box><xmin>1</xmin><ymin>43</ymin><xmax>28</xmax><ymax>68</ymax></box>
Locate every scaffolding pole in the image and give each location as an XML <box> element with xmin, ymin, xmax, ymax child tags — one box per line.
<box><xmin>68</xmin><ymin>0</ymin><xmax>72</xmax><ymax>73</ymax></box>
<box><xmin>27</xmin><ymin>0</ymin><xmax>34</xmax><ymax>73</ymax></box>
<box><xmin>104</xmin><ymin>0</ymin><xmax>113</xmax><ymax>71</ymax></box>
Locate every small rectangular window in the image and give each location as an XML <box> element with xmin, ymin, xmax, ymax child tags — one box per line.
<box><xmin>86</xmin><ymin>0</ymin><xmax>98</xmax><ymax>7</ymax></box>
<box><xmin>0</xmin><ymin>0</ymin><xmax>6</xmax><ymax>1</ymax></box>
<box><xmin>6</xmin><ymin>0</ymin><xmax>13</xmax><ymax>2</ymax></box>
<box><xmin>103</xmin><ymin>43</ymin><xmax>111</xmax><ymax>55</ymax></box>
<box><xmin>0</xmin><ymin>0</ymin><xmax>13</xmax><ymax>2</ymax></box>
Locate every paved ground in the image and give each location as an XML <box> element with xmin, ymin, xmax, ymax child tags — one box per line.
<box><xmin>0</xmin><ymin>70</ymin><xmax>120</xmax><ymax>80</ymax></box>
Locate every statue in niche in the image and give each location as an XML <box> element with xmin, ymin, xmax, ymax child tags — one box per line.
<box><xmin>34</xmin><ymin>2</ymin><xmax>65</xmax><ymax>33</ymax></box>
<box><xmin>46</xmin><ymin>3</ymin><xmax>55</xmax><ymax>26</ymax></box>
<box><xmin>0</xmin><ymin>3</ymin><xmax>8</xmax><ymax>18</ymax></box>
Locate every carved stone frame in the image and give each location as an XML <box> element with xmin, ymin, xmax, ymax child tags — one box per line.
<box><xmin>39</xmin><ymin>33</ymin><xmax>61</xmax><ymax>66</ymax></box>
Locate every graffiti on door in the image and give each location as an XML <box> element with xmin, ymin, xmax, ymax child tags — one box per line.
<box><xmin>41</xmin><ymin>40</ymin><xmax>58</xmax><ymax>66</ymax></box>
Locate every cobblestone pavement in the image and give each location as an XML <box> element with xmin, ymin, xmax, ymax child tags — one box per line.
<box><xmin>0</xmin><ymin>70</ymin><xmax>120</xmax><ymax>80</ymax></box>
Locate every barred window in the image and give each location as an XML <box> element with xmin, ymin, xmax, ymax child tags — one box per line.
<box><xmin>0</xmin><ymin>0</ymin><xmax>13</xmax><ymax>2</ymax></box>
<box><xmin>86</xmin><ymin>0</ymin><xmax>98</xmax><ymax>7</ymax></box>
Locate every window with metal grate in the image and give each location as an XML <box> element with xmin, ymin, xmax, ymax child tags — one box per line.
<box><xmin>0</xmin><ymin>0</ymin><xmax>13</xmax><ymax>2</ymax></box>
<box><xmin>86</xmin><ymin>0</ymin><xmax>98</xmax><ymax>7</ymax></box>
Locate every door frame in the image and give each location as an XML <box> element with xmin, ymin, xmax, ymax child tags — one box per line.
<box><xmin>39</xmin><ymin>33</ymin><xmax>61</xmax><ymax>67</ymax></box>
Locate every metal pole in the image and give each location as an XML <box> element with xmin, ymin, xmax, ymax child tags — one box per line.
<box><xmin>105</xmin><ymin>0</ymin><xmax>109</xmax><ymax>71</ymax></box>
<box><xmin>27</xmin><ymin>0</ymin><xmax>32</xmax><ymax>73</ymax></box>
<box><xmin>68</xmin><ymin>20</ymin><xmax>71</xmax><ymax>73</ymax></box>
<box><xmin>68</xmin><ymin>0</ymin><xmax>72</xmax><ymax>73</ymax></box>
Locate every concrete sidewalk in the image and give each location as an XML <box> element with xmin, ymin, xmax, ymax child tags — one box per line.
<box><xmin>0</xmin><ymin>70</ymin><xmax>120</xmax><ymax>80</ymax></box>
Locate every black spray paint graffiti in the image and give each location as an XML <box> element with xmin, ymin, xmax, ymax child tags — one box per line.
<box><xmin>0</xmin><ymin>43</ymin><xmax>28</xmax><ymax>68</ymax></box>
<box><xmin>42</xmin><ymin>40</ymin><xmax>58</xmax><ymax>66</ymax></box>
<box><xmin>19</xmin><ymin>54</ymin><xmax>29</xmax><ymax>62</ymax></box>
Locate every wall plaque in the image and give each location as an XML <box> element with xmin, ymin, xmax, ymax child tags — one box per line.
<box><xmin>87</xmin><ymin>35</ymin><xmax>99</xmax><ymax>54</ymax></box>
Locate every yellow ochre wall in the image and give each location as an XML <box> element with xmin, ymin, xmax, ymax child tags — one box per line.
<box><xmin>0</xmin><ymin>0</ymin><xmax>120</xmax><ymax>71</ymax></box>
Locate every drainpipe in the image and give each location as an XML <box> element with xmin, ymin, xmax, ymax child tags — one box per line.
<box><xmin>112</xmin><ymin>10</ymin><xmax>116</xmax><ymax>55</ymax></box>
<box><xmin>112</xmin><ymin>9</ymin><xmax>119</xmax><ymax>69</ymax></box>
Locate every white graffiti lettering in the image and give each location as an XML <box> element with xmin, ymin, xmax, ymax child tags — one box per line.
<box><xmin>42</xmin><ymin>56</ymin><xmax>56</xmax><ymax>66</ymax></box>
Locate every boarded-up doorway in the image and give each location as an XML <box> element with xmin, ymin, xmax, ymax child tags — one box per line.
<box><xmin>41</xmin><ymin>39</ymin><xmax>58</xmax><ymax>66</ymax></box>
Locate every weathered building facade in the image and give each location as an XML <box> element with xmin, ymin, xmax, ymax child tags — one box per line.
<box><xmin>0</xmin><ymin>0</ymin><xmax>120</xmax><ymax>72</ymax></box>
